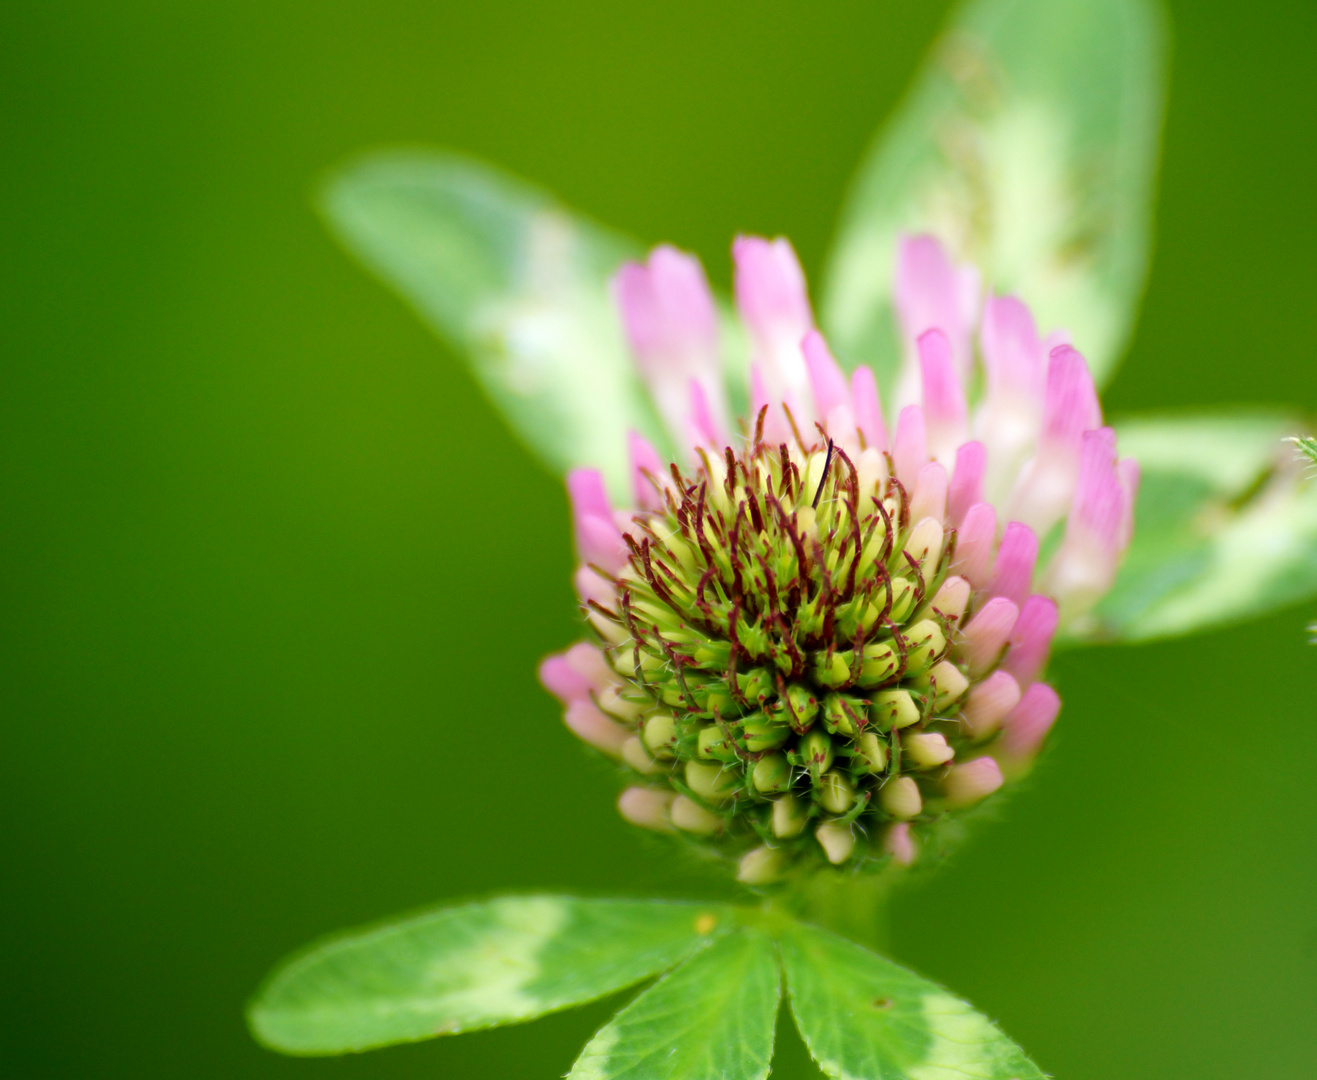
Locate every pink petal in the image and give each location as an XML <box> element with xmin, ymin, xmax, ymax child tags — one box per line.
<box><xmin>733</xmin><ymin>235</ymin><xmax>813</xmax><ymax>334</ymax></box>
<box><xmin>1041</xmin><ymin>346</ymin><xmax>1102</xmax><ymax>446</ymax></box>
<box><xmin>578</xmin><ymin>516</ymin><xmax>629</xmax><ymax>575</ymax></box>
<box><xmin>975</xmin><ymin>296</ymin><xmax>1047</xmax><ymax>503</ymax></box>
<box><xmin>1001</xmin><ymin>594</ymin><xmax>1059</xmax><ymax>686</ymax></box>
<box><xmin>949</xmin><ymin>501</ymin><xmax>997</xmax><ymax>589</ymax></box>
<box><xmin>917</xmin><ymin>328</ymin><xmax>968</xmax><ymax>465</ymax></box>
<box><xmin>910</xmin><ymin>461</ymin><xmax>948</xmax><ymax>523</ymax></box>
<box><xmin>851</xmin><ymin>365</ymin><xmax>889</xmax><ymax>452</ymax></box>
<box><xmin>883</xmin><ymin>823</ymin><xmax>917</xmax><ymax>866</ymax></box>
<box><xmin>539</xmin><ymin>653</ymin><xmax>592</xmax><ymax>704</ymax></box>
<box><xmin>959</xmin><ymin>596</ymin><xmax>1019</xmax><ymax>676</ymax></box>
<box><xmin>1044</xmin><ymin>427</ymin><xmax>1125</xmax><ymax>615</ymax></box>
<box><xmin>980</xmin><ymin>295</ymin><xmax>1045</xmax><ymax>404</ymax></box>
<box><xmin>567</xmin><ymin>467</ymin><xmax>613</xmax><ymax>522</ymax></box>
<box><xmin>750</xmin><ymin>363</ymin><xmax>791</xmax><ymax>447</ymax></box>
<box><xmin>1006</xmin><ymin>344</ymin><xmax>1102</xmax><ymax>535</ymax></box>
<box><xmin>895</xmin><ymin>234</ymin><xmax>979</xmax><ymax>378</ymax></box>
<box><xmin>987</xmin><ymin>522</ymin><xmax>1039</xmax><ymax>607</ymax></box>
<box><xmin>538</xmin><ymin>642</ymin><xmax>614</xmax><ymax>704</ymax></box>
<box><xmin>614</xmin><ymin>246</ymin><xmax>718</xmax><ymax>360</ymax></box>
<box><xmin>573</xmin><ymin>565</ymin><xmax>616</xmax><ymax>608</ymax></box>
<box><xmin>944</xmin><ymin>756</ymin><xmax>1003</xmax><ymax>807</ymax></box>
<box><xmin>613</xmin><ymin>246</ymin><xmax>724</xmax><ymax>448</ymax></box>
<box><xmin>947</xmin><ymin>441</ymin><xmax>986</xmax><ymax>528</ymax></box>
<box><xmin>999</xmin><ymin>682</ymin><xmax>1061</xmax><ymax>762</ymax></box>
<box><xmin>960</xmin><ymin>669</ymin><xmax>1021</xmax><ymax>739</ymax></box>
<box><xmin>892</xmin><ymin>405</ymin><xmax>928</xmax><ymax>488</ymax></box>
<box><xmin>566</xmin><ymin>640</ymin><xmax>614</xmax><ymax>685</ymax></box>
<box><xmin>825</xmin><ymin>403</ymin><xmax>860</xmax><ymax>451</ymax></box>
<box><xmin>802</xmin><ymin>329</ymin><xmax>852</xmax><ymax>418</ymax></box>
<box><xmin>685</xmin><ymin>378</ymin><xmax>725</xmax><ymax>452</ymax></box>
<box><xmin>613</xmin><ymin>262</ymin><xmax>664</xmax><ymax>358</ymax></box>
<box><xmin>564</xmin><ymin>700</ymin><xmax>630</xmax><ymax>756</ymax></box>
<box><xmin>628</xmin><ymin>430</ymin><xmax>666</xmax><ymax>511</ymax></box>
<box><xmin>617</xmin><ymin>787</ymin><xmax>674</xmax><ymax>831</ymax></box>
<box><xmin>930</xmin><ymin>575</ymin><xmax>971</xmax><ymax>623</ymax></box>
<box><xmin>733</xmin><ymin>235</ymin><xmax>814</xmax><ymax>411</ymax></box>
<box><xmin>567</xmin><ymin>472</ymin><xmax>629</xmax><ymax>576</ymax></box>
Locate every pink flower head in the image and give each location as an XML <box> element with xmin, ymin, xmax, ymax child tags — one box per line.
<box><xmin>543</xmin><ymin>232</ymin><xmax>1137</xmax><ymax>875</ymax></box>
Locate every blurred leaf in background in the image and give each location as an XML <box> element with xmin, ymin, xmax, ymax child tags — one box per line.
<box><xmin>823</xmin><ymin>0</ymin><xmax>1166</xmax><ymax>393</ymax></box>
<box><xmin>322</xmin><ymin>156</ymin><xmax>663</xmax><ymax>496</ymax></box>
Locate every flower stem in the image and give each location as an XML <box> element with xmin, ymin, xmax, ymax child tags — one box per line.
<box><xmin>781</xmin><ymin>869</ymin><xmax>894</xmax><ymax>953</ymax></box>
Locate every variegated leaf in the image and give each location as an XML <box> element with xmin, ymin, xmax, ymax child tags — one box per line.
<box><xmin>248</xmin><ymin>895</ymin><xmax>729</xmax><ymax>1055</ymax></box>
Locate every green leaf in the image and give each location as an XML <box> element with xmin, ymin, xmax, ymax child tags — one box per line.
<box><xmin>320</xmin><ymin>151</ymin><xmax>666</xmax><ymax>497</ymax></box>
<box><xmin>822</xmin><ymin>0</ymin><xmax>1166</xmax><ymax>392</ymax></box>
<box><xmin>248</xmin><ymin>895</ymin><xmax>729</xmax><ymax>1055</ymax></box>
<box><xmin>1074</xmin><ymin>411</ymin><xmax>1317</xmax><ymax>643</ymax></box>
<box><xmin>567</xmin><ymin>929</ymin><xmax>780</xmax><ymax>1080</ymax></box>
<box><xmin>780</xmin><ymin>922</ymin><xmax>1045</xmax><ymax>1080</ymax></box>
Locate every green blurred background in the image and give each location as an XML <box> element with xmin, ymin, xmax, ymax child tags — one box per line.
<box><xmin>3</xmin><ymin>1</ymin><xmax>1316</xmax><ymax>1076</ymax></box>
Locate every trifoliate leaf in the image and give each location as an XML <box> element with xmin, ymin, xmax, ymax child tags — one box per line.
<box><xmin>248</xmin><ymin>895</ymin><xmax>728</xmax><ymax>1055</ymax></box>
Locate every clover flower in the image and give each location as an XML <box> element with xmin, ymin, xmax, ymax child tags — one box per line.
<box><xmin>540</xmin><ymin>234</ymin><xmax>1138</xmax><ymax>883</ymax></box>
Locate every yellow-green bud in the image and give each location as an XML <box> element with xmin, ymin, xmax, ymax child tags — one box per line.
<box><xmin>904</xmin><ymin>620</ymin><xmax>946</xmax><ymax>675</ymax></box>
<box><xmin>880</xmin><ymin>776</ymin><xmax>922</xmax><ymax>819</ymax></box>
<box><xmin>815</xmin><ymin>820</ymin><xmax>856</xmax><ymax>864</ymax></box>
<box><xmin>818</xmin><ymin>771</ymin><xmax>856</xmax><ymax>814</ymax></box>
<box><xmin>765</xmin><ymin>683</ymin><xmax>820</xmax><ymax>728</ymax></box>
<box><xmin>684</xmin><ymin>760</ymin><xmax>739</xmax><ymax>802</ymax></box>
<box><xmin>596</xmin><ymin>684</ymin><xmax>644</xmax><ymax>721</ymax></box>
<box><xmin>741</xmin><ymin>714</ymin><xmax>790</xmax><ymax>752</ymax></box>
<box><xmin>795</xmin><ymin>504</ymin><xmax>819</xmax><ymax>542</ymax></box>
<box><xmin>903</xmin><ymin>731</ymin><xmax>955</xmax><ymax>768</ymax></box>
<box><xmin>798</xmin><ymin>730</ymin><xmax>834</xmax><ymax>777</ymax></box>
<box><xmin>617</xmin><ymin>787</ymin><xmax>674</xmax><ymax>832</ymax></box>
<box><xmin>871</xmin><ymin>689</ymin><xmax>921</xmax><ymax>730</ymax></box>
<box><xmin>811</xmin><ymin>650</ymin><xmax>851</xmax><ymax>689</ymax></box>
<box><xmin>697</xmin><ymin>724</ymin><xmax>735</xmax><ymax>761</ymax></box>
<box><xmin>772</xmin><ymin>793</ymin><xmax>808</xmax><ymax>838</ymax></box>
<box><xmin>695</xmin><ymin>679</ymin><xmax>736</xmax><ymax>716</ymax></box>
<box><xmin>643</xmin><ymin>714</ymin><xmax>679</xmax><ymax>758</ymax></box>
<box><xmin>734</xmin><ymin>668</ymin><xmax>775</xmax><ymax>704</ymax></box>
<box><xmin>671</xmin><ymin>795</ymin><xmax>722</xmax><ymax>834</ymax></box>
<box><xmin>752</xmin><ymin>752</ymin><xmax>791</xmax><ymax>794</ymax></box>
<box><xmin>888</xmin><ymin>576</ymin><xmax>917</xmax><ymax>621</ymax></box>
<box><xmin>736</xmin><ymin>845</ymin><xmax>787</xmax><ymax>885</ymax></box>
<box><xmin>858</xmin><ymin>641</ymin><xmax>899</xmax><ymax>687</ymax></box>
<box><xmin>904</xmin><ymin>518</ymin><xmax>945</xmax><ymax>588</ymax></box>
<box><xmin>853</xmin><ymin>731</ymin><xmax>888</xmax><ymax>773</ymax></box>
<box><xmin>822</xmin><ymin>693</ymin><xmax>863</xmax><ymax>735</ymax></box>
<box><xmin>928</xmin><ymin>661</ymin><xmax>969</xmax><ymax>709</ymax></box>
<box><xmin>622</xmin><ymin>736</ymin><xmax>666</xmax><ymax>775</ymax></box>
